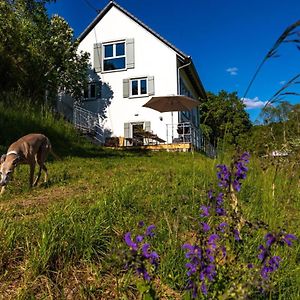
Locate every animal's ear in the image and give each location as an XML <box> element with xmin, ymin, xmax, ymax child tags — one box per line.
<box><xmin>0</xmin><ymin>154</ymin><xmax>6</xmax><ymax>164</ymax></box>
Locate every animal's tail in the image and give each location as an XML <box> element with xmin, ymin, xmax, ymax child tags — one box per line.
<box><xmin>45</xmin><ymin>137</ymin><xmax>61</xmax><ymax>161</ymax></box>
<box><xmin>50</xmin><ymin>148</ymin><xmax>61</xmax><ymax>160</ymax></box>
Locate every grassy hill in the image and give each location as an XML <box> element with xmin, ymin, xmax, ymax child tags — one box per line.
<box><xmin>0</xmin><ymin>103</ymin><xmax>299</xmax><ymax>299</ymax></box>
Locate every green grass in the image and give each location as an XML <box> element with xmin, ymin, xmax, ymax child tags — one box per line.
<box><xmin>0</xmin><ymin>102</ymin><xmax>299</xmax><ymax>299</ymax></box>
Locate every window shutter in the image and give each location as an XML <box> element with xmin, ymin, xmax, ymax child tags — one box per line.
<box><xmin>126</xmin><ymin>39</ymin><xmax>135</xmax><ymax>69</ymax></box>
<box><xmin>123</xmin><ymin>79</ymin><xmax>130</xmax><ymax>98</ymax></box>
<box><xmin>148</xmin><ymin>76</ymin><xmax>155</xmax><ymax>95</ymax></box>
<box><xmin>144</xmin><ymin>121</ymin><xmax>151</xmax><ymax>132</ymax></box>
<box><xmin>94</xmin><ymin>43</ymin><xmax>102</xmax><ymax>72</ymax></box>
<box><xmin>124</xmin><ymin>122</ymin><xmax>130</xmax><ymax>138</ymax></box>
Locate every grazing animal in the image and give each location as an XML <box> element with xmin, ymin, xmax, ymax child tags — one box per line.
<box><xmin>0</xmin><ymin>133</ymin><xmax>56</xmax><ymax>194</ymax></box>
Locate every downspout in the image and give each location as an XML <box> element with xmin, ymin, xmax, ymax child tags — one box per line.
<box><xmin>177</xmin><ymin>56</ymin><xmax>191</xmax><ymax>95</ymax></box>
<box><xmin>177</xmin><ymin>57</ymin><xmax>192</xmax><ymax>124</ymax></box>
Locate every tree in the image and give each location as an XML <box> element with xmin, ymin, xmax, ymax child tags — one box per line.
<box><xmin>199</xmin><ymin>91</ymin><xmax>252</xmax><ymax>147</ymax></box>
<box><xmin>0</xmin><ymin>0</ymin><xmax>89</xmax><ymax>104</ymax></box>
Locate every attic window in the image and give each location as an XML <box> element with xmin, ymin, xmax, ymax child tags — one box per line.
<box><xmin>103</xmin><ymin>41</ymin><xmax>126</xmax><ymax>71</ymax></box>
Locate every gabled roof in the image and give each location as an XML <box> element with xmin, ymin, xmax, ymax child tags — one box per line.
<box><xmin>78</xmin><ymin>1</ymin><xmax>206</xmax><ymax>99</ymax></box>
<box><xmin>78</xmin><ymin>1</ymin><xmax>188</xmax><ymax>60</ymax></box>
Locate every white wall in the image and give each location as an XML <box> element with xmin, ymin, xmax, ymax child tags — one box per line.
<box><xmin>78</xmin><ymin>6</ymin><xmax>180</xmax><ymax>141</ymax></box>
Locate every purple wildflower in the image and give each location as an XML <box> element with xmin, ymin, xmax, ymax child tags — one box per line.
<box><xmin>216</xmin><ymin>164</ymin><xmax>230</xmax><ymax>188</ymax></box>
<box><xmin>202</xmin><ymin>264</ymin><xmax>216</xmax><ymax>281</ymax></box>
<box><xmin>124</xmin><ymin>232</ymin><xmax>138</xmax><ymax>251</ymax></box>
<box><xmin>216</xmin><ymin>192</ymin><xmax>224</xmax><ymax>205</ymax></box>
<box><xmin>201</xmin><ymin>222</ymin><xmax>211</xmax><ymax>232</ymax></box>
<box><xmin>142</xmin><ymin>243</ymin><xmax>151</xmax><ymax>258</ymax></box>
<box><xmin>137</xmin><ymin>267</ymin><xmax>151</xmax><ymax>281</ymax></box>
<box><xmin>145</xmin><ymin>224</ymin><xmax>156</xmax><ymax>237</ymax></box>
<box><xmin>141</xmin><ymin>243</ymin><xmax>159</xmax><ymax>265</ymax></box>
<box><xmin>182</xmin><ymin>244</ymin><xmax>202</xmax><ymax>259</ymax></box>
<box><xmin>258</xmin><ymin>244</ymin><xmax>268</xmax><ymax>261</ymax></box>
<box><xmin>264</xmin><ymin>233</ymin><xmax>276</xmax><ymax>247</ymax></box>
<box><xmin>149</xmin><ymin>251</ymin><xmax>159</xmax><ymax>267</ymax></box>
<box><xmin>138</xmin><ymin>220</ymin><xmax>145</xmax><ymax>227</ymax></box>
<box><xmin>200</xmin><ymin>205</ymin><xmax>210</xmax><ymax>217</ymax></box>
<box><xmin>261</xmin><ymin>256</ymin><xmax>281</xmax><ymax>279</ymax></box>
<box><xmin>232</xmin><ymin>152</ymin><xmax>250</xmax><ymax>192</ymax></box>
<box><xmin>233</xmin><ymin>229</ymin><xmax>241</xmax><ymax>241</ymax></box>
<box><xmin>124</xmin><ymin>224</ymin><xmax>159</xmax><ymax>282</ymax></box>
<box><xmin>217</xmin><ymin>222</ymin><xmax>228</xmax><ymax>232</ymax></box>
<box><xmin>208</xmin><ymin>234</ymin><xmax>219</xmax><ymax>249</ymax></box>
<box><xmin>201</xmin><ymin>282</ymin><xmax>208</xmax><ymax>295</ymax></box>
<box><xmin>136</xmin><ymin>235</ymin><xmax>144</xmax><ymax>243</ymax></box>
<box><xmin>208</xmin><ymin>189</ymin><xmax>214</xmax><ymax>200</ymax></box>
<box><xmin>283</xmin><ymin>233</ymin><xmax>297</xmax><ymax>246</ymax></box>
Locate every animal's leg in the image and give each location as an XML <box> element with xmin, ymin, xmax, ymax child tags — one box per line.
<box><xmin>34</xmin><ymin>164</ymin><xmax>48</xmax><ymax>186</ymax></box>
<box><xmin>29</xmin><ymin>163</ymin><xmax>35</xmax><ymax>187</ymax></box>
<box><xmin>35</xmin><ymin>141</ymin><xmax>50</xmax><ymax>185</ymax></box>
<box><xmin>42</xmin><ymin>164</ymin><xmax>48</xmax><ymax>183</ymax></box>
<box><xmin>33</xmin><ymin>165</ymin><xmax>42</xmax><ymax>186</ymax></box>
<box><xmin>0</xmin><ymin>186</ymin><xmax>5</xmax><ymax>195</ymax></box>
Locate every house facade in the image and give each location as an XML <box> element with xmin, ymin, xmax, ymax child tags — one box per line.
<box><xmin>60</xmin><ymin>1</ymin><xmax>212</xmax><ymax>152</ymax></box>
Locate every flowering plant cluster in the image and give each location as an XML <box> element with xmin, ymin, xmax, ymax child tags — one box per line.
<box><xmin>182</xmin><ymin>152</ymin><xmax>297</xmax><ymax>298</ymax></box>
<box><xmin>181</xmin><ymin>153</ymin><xmax>251</xmax><ymax>298</ymax></box>
<box><xmin>258</xmin><ymin>232</ymin><xmax>297</xmax><ymax>280</ymax></box>
<box><xmin>124</xmin><ymin>222</ymin><xmax>159</xmax><ymax>281</ymax></box>
<box><xmin>122</xmin><ymin>152</ymin><xmax>297</xmax><ymax>299</ymax></box>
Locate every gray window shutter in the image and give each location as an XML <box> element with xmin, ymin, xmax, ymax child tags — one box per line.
<box><xmin>124</xmin><ymin>122</ymin><xmax>130</xmax><ymax>138</ymax></box>
<box><xmin>123</xmin><ymin>79</ymin><xmax>130</xmax><ymax>98</ymax></box>
<box><xmin>148</xmin><ymin>76</ymin><xmax>155</xmax><ymax>95</ymax></box>
<box><xmin>94</xmin><ymin>43</ymin><xmax>102</xmax><ymax>72</ymax></box>
<box><xmin>144</xmin><ymin>121</ymin><xmax>151</xmax><ymax>132</ymax></box>
<box><xmin>126</xmin><ymin>39</ymin><xmax>135</xmax><ymax>69</ymax></box>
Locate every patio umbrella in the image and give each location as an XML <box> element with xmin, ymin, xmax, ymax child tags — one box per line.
<box><xmin>142</xmin><ymin>95</ymin><xmax>199</xmax><ymax>112</ymax></box>
<box><xmin>142</xmin><ymin>95</ymin><xmax>200</xmax><ymax>142</ymax></box>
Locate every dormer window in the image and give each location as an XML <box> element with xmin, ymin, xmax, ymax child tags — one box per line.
<box><xmin>103</xmin><ymin>41</ymin><xmax>126</xmax><ymax>71</ymax></box>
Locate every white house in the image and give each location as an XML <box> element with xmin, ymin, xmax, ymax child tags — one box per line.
<box><xmin>60</xmin><ymin>1</ymin><xmax>214</xmax><ymax>154</ymax></box>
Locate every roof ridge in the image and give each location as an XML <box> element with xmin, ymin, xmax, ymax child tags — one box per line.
<box><xmin>78</xmin><ymin>1</ymin><xmax>189</xmax><ymax>60</ymax></box>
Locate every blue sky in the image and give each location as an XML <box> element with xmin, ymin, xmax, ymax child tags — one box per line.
<box><xmin>47</xmin><ymin>0</ymin><xmax>300</xmax><ymax>122</ymax></box>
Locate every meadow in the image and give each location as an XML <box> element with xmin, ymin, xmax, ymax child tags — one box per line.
<box><xmin>0</xmin><ymin>103</ymin><xmax>299</xmax><ymax>299</ymax></box>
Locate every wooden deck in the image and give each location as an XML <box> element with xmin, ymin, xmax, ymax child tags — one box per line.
<box><xmin>115</xmin><ymin>142</ymin><xmax>192</xmax><ymax>152</ymax></box>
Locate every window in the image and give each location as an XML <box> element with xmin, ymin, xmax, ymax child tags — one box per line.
<box><xmin>103</xmin><ymin>41</ymin><xmax>126</xmax><ymax>71</ymax></box>
<box><xmin>123</xmin><ymin>77</ymin><xmax>154</xmax><ymax>98</ymax></box>
<box><xmin>130</xmin><ymin>78</ymin><xmax>148</xmax><ymax>97</ymax></box>
<box><xmin>83</xmin><ymin>83</ymin><xmax>99</xmax><ymax>99</ymax></box>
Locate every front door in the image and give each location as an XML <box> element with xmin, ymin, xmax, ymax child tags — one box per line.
<box><xmin>132</xmin><ymin>123</ymin><xmax>144</xmax><ymax>146</ymax></box>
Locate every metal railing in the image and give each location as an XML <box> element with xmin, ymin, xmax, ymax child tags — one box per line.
<box><xmin>166</xmin><ymin>122</ymin><xmax>216</xmax><ymax>157</ymax></box>
<box><xmin>73</xmin><ymin>105</ymin><xmax>105</xmax><ymax>144</ymax></box>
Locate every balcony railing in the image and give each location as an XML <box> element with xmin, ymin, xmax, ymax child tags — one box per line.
<box><xmin>166</xmin><ymin>122</ymin><xmax>216</xmax><ymax>157</ymax></box>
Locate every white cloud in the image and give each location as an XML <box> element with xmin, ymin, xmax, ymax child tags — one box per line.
<box><xmin>226</xmin><ymin>67</ymin><xmax>238</xmax><ymax>75</ymax></box>
<box><xmin>279</xmin><ymin>80</ymin><xmax>286</xmax><ymax>85</ymax></box>
<box><xmin>241</xmin><ymin>97</ymin><xmax>267</xmax><ymax>109</ymax></box>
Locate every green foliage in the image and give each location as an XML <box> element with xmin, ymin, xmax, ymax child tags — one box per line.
<box><xmin>246</xmin><ymin>102</ymin><xmax>300</xmax><ymax>155</ymax></box>
<box><xmin>0</xmin><ymin>0</ymin><xmax>89</xmax><ymax>104</ymax></box>
<box><xmin>0</xmin><ymin>98</ymin><xmax>104</xmax><ymax>158</ymax></box>
<box><xmin>199</xmin><ymin>90</ymin><xmax>252</xmax><ymax>147</ymax></box>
